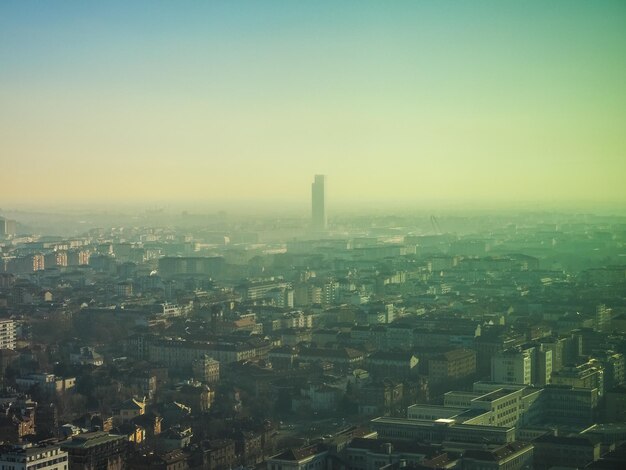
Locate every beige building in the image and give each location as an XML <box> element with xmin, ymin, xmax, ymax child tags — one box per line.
<box><xmin>428</xmin><ymin>348</ymin><xmax>476</xmax><ymax>383</ymax></box>
<box><xmin>192</xmin><ymin>355</ymin><xmax>220</xmax><ymax>384</ymax></box>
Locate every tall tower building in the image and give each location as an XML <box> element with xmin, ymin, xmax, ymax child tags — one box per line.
<box><xmin>311</xmin><ymin>174</ymin><xmax>326</xmax><ymax>231</ymax></box>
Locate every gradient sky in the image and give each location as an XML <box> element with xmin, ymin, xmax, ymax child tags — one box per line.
<box><xmin>1</xmin><ymin>1</ymin><xmax>625</xmax><ymax>210</ymax></box>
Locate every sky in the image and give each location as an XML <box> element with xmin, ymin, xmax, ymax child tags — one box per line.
<box><xmin>1</xmin><ymin>0</ymin><xmax>625</xmax><ymax>211</ymax></box>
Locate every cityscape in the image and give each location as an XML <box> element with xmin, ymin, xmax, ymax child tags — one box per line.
<box><xmin>1</xmin><ymin>1</ymin><xmax>626</xmax><ymax>469</ymax></box>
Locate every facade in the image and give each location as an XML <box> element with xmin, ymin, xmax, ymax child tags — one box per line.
<box><xmin>192</xmin><ymin>355</ymin><xmax>220</xmax><ymax>384</ymax></box>
<box><xmin>365</xmin><ymin>351</ymin><xmax>419</xmax><ymax>379</ymax></box>
<box><xmin>189</xmin><ymin>439</ymin><xmax>236</xmax><ymax>470</ymax></box>
<box><xmin>533</xmin><ymin>435</ymin><xmax>600</xmax><ymax>469</ymax></box>
<box><xmin>370</xmin><ymin>417</ymin><xmax>515</xmax><ymax>445</ymax></box>
<box><xmin>61</xmin><ymin>431</ymin><xmax>127</xmax><ymax>470</ymax></box>
<box><xmin>552</xmin><ymin>360</ymin><xmax>604</xmax><ymax>396</ymax></box>
<box><xmin>428</xmin><ymin>348</ymin><xmax>476</xmax><ymax>383</ymax></box>
<box><xmin>15</xmin><ymin>373</ymin><xmax>76</xmax><ymax>395</ymax></box>
<box><xmin>417</xmin><ymin>385</ymin><xmax>540</xmax><ymax>429</ymax></box>
<box><xmin>148</xmin><ymin>339</ymin><xmax>260</xmax><ymax>367</ymax></box>
<box><xmin>113</xmin><ymin>398</ymin><xmax>146</xmax><ymax>424</ymax></box>
<box><xmin>0</xmin><ymin>319</ymin><xmax>16</xmax><ymax>350</ymax></box>
<box><xmin>463</xmin><ymin>442</ymin><xmax>534</xmax><ymax>470</ymax></box>
<box><xmin>491</xmin><ymin>350</ymin><xmax>531</xmax><ymax>385</ymax></box>
<box><xmin>542</xmin><ymin>385</ymin><xmax>599</xmax><ymax>426</ymax></box>
<box><xmin>311</xmin><ymin>175</ymin><xmax>326</xmax><ymax>231</ymax></box>
<box><xmin>0</xmin><ymin>444</ymin><xmax>68</xmax><ymax>470</ymax></box>
<box><xmin>344</xmin><ymin>438</ymin><xmax>447</xmax><ymax>470</ymax></box>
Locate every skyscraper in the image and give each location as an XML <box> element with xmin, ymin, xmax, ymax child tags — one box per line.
<box><xmin>311</xmin><ymin>174</ymin><xmax>326</xmax><ymax>231</ymax></box>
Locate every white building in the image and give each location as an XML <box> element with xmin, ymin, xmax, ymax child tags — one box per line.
<box><xmin>491</xmin><ymin>349</ymin><xmax>532</xmax><ymax>385</ymax></box>
<box><xmin>0</xmin><ymin>444</ymin><xmax>68</xmax><ymax>470</ymax></box>
<box><xmin>0</xmin><ymin>319</ymin><xmax>16</xmax><ymax>350</ymax></box>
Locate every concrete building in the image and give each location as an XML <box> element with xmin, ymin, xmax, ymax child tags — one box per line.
<box><xmin>344</xmin><ymin>438</ymin><xmax>450</xmax><ymax>470</ymax></box>
<box><xmin>533</xmin><ymin>435</ymin><xmax>600</xmax><ymax>469</ymax></box>
<box><xmin>428</xmin><ymin>348</ymin><xmax>476</xmax><ymax>383</ymax></box>
<box><xmin>0</xmin><ymin>319</ymin><xmax>16</xmax><ymax>350</ymax></box>
<box><xmin>552</xmin><ymin>360</ymin><xmax>604</xmax><ymax>396</ymax></box>
<box><xmin>370</xmin><ymin>416</ymin><xmax>516</xmax><ymax>445</ymax></box>
<box><xmin>463</xmin><ymin>441</ymin><xmax>534</xmax><ymax>470</ymax></box>
<box><xmin>491</xmin><ymin>349</ymin><xmax>531</xmax><ymax>385</ymax></box>
<box><xmin>0</xmin><ymin>444</ymin><xmax>68</xmax><ymax>470</ymax></box>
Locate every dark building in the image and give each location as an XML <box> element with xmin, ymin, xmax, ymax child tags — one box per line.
<box><xmin>61</xmin><ymin>431</ymin><xmax>127</xmax><ymax>470</ymax></box>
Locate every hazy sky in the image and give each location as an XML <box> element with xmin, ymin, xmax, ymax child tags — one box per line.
<box><xmin>1</xmin><ymin>1</ymin><xmax>625</xmax><ymax>209</ymax></box>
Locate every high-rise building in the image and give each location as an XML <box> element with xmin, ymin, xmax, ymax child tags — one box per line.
<box><xmin>311</xmin><ymin>174</ymin><xmax>326</xmax><ymax>231</ymax></box>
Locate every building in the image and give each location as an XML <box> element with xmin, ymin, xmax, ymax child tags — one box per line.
<box><xmin>532</xmin><ymin>435</ymin><xmax>600</xmax><ymax>469</ymax></box>
<box><xmin>344</xmin><ymin>438</ymin><xmax>450</xmax><ymax>470</ymax></box>
<box><xmin>370</xmin><ymin>417</ymin><xmax>515</xmax><ymax>445</ymax></box>
<box><xmin>189</xmin><ymin>439</ymin><xmax>236</xmax><ymax>470</ymax></box>
<box><xmin>61</xmin><ymin>431</ymin><xmax>127</xmax><ymax>470</ymax></box>
<box><xmin>428</xmin><ymin>349</ymin><xmax>476</xmax><ymax>383</ymax></box>
<box><xmin>6</xmin><ymin>254</ymin><xmax>45</xmax><ymax>273</ymax></box>
<box><xmin>0</xmin><ymin>319</ymin><xmax>16</xmax><ymax>350</ymax></box>
<box><xmin>267</xmin><ymin>443</ymin><xmax>328</xmax><ymax>470</ymax></box>
<box><xmin>192</xmin><ymin>355</ymin><xmax>220</xmax><ymax>384</ymax></box>
<box><xmin>604</xmin><ymin>385</ymin><xmax>626</xmax><ymax>422</ymax></box>
<box><xmin>491</xmin><ymin>349</ymin><xmax>531</xmax><ymax>385</ymax></box>
<box><xmin>542</xmin><ymin>384</ymin><xmax>599</xmax><ymax>426</ymax></box>
<box><xmin>551</xmin><ymin>360</ymin><xmax>604</xmax><ymax>396</ymax></box>
<box><xmin>127</xmin><ymin>449</ymin><xmax>188</xmax><ymax>470</ymax></box>
<box><xmin>15</xmin><ymin>373</ymin><xmax>76</xmax><ymax>395</ymax></box>
<box><xmin>148</xmin><ymin>338</ymin><xmax>261</xmax><ymax>367</ymax></box>
<box><xmin>462</xmin><ymin>441</ymin><xmax>534</xmax><ymax>470</ymax></box>
<box><xmin>113</xmin><ymin>398</ymin><xmax>146</xmax><ymax>424</ymax></box>
<box><xmin>366</xmin><ymin>351</ymin><xmax>419</xmax><ymax>380</ymax></box>
<box><xmin>0</xmin><ymin>401</ymin><xmax>36</xmax><ymax>441</ymax></box>
<box><xmin>311</xmin><ymin>174</ymin><xmax>326</xmax><ymax>231</ymax></box>
<box><xmin>0</xmin><ymin>444</ymin><xmax>68</xmax><ymax>470</ymax></box>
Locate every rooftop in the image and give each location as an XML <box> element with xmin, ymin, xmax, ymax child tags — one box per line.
<box><xmin>61</xmin><ymin>432</ymin><xmax>125</xmax><ymax>449</ymax></box>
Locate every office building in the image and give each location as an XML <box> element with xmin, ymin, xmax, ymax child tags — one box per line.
<box><xmin>491</xmin><ymin>349</ymin><xmax>532</xmax><ymax>385</ymax></box>
<box><xmin>311</xmin><ymin>174</ymin><xmax>326</xmax><ymax>231</ymax></box>
<box><xmin>0</xmin><ymin>444</ymin><xmax>68</xmax><ymax>470</ymax></box>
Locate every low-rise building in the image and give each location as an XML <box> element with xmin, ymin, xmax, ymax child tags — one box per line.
<box><xmin>267</xmin><ymin>443</ymin><xmax>328</xmax><ymax>470</ymax></box>
<box><xmin>61</xmin><ymin>431</ymin><xmax>127</xmax><ymax>470</ymax></box>
<box><xmin>428</xmin><ymin>349</ymin><xmax>476</xmax><ymax>383</ymax></box>
<box><xmin>0</xmin><ymin>444</ymin><xmax>69</xmax><ymax>470</ymax></box>
<box><xmin>533</xmin><ymin>435</ymin><xmax>600</xmax><ymax>469</ymax></box>
<box><xmin>462</xmin><ymin>441</ymin><xmax>533</xmax><ymax>470</ymax></box>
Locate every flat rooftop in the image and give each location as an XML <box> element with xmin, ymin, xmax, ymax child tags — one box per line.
<box><xmin>473</xmin><ymin>389</ymin><xmax>517</xmax><ymax>402</ymax></box>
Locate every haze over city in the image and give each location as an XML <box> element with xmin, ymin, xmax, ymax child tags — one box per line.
<box><xmin>3</xmin><ymin>3</ymin><xmax>626</xmax><ymax>469</ymax></box>
<box><xmin>2</xmin><ymin>0</ymin><xmax>626</xmax><ymax>210</ymax></box>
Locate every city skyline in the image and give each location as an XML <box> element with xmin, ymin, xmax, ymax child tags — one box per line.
<box><xmin>1</xmin><ymin>1</ymin><xmax>626</xmax><ymax>209</ymax></box>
